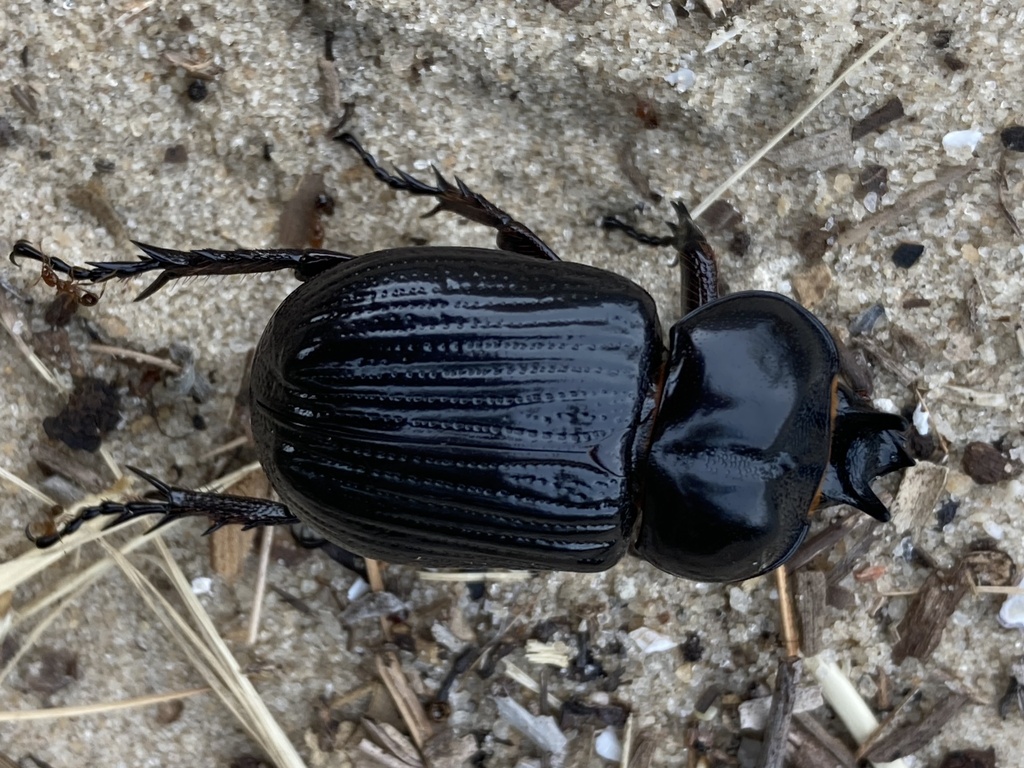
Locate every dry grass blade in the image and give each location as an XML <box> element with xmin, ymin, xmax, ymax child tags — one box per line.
<box><xmin>0</xmin><ymin>686</ymin><xmax>210</xmax><ymax>722</ymax></box>
<box><xmin>150</xmin><ymin>537</ymin><xmax>308</xmax><ymax>767</ymax></box>
<box><xmin>691</xmin><ymin>28</ymin><xmax>898</xmax><ymax>218</ymax></box>
<box><xmin>246</xmin><ymin>527</ymin><xmax>274</xmax><ymax>645</ymax></box>
<box><xmin>97</xmin><ymin>538</ymin><xmax>306</xmax><ymax>767</ymax></box>
<box><xmin>376</xmin><ymin>652</ymin><xmax>433</xmax><ymax>751</ymax></box>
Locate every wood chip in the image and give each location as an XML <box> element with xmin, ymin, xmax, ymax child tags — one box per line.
<box><xmin>893</xmin><ymin>549</ymin><xmax>1016</xmax><ymax>663</ymax></box>
<box><xmin>788</xmin><ymin>714</ymin><xmax>858</xmax><ymax>768</ymax></box>
<box><xmin>754</xmin><ymin>657</ymin><xmax>802</xmax><ymax>768</ymax></box>
<box><xmin>861</xmin><ymin>691</ymin><xmax>968</xmax><ymax>763</ymax></box>
<box><xmin>793</xmin><ymin>570</ymin><xmax>827</xmax><ymax>657</ymax></box>
<box><xmin>278</xmin><ymin>172</ymin><xmax>328</xmax><ymax>248</ymax></box>
<box><xmin>889</xmin><ymin>462</ymin><xmax>949</xmax><ymax>535</ymax></box>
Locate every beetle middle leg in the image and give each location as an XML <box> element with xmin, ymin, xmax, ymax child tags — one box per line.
<box><xmin>335</xmin><ymin>132</ymin><xmax>560</xmax><ymax>261</ymax></box>
<box><xmin>601</xmin><ymin>201</ymin><xmax>720</xmax><ymax>314</ymax></box>
<box><xmin>29</xmin><ymin>466</ymin><xmax>301</xmax><ymax>548</ymax></box>
<box><xmin>10</xmin><ymin>240</ymin><xmax>356</xmax><ymax>301</ymax></box>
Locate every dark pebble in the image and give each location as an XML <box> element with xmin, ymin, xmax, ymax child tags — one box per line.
<box><xmin>164</xmin><ymin>144</ymin><xmax>189</xmax><ymax>163</ymax></box>
<box><xmin>1001</xmin><ymin>125</ymin><xmax>1024</xmax><ymax>152</ymax></box>
<box><xmin>892</xmin><ymin>242</ymin><xmax>925</xmax><ymax>269</ymax></box>
<box><xmin>935</xmin><ymin>498</ymin><xmax>960</xmax><ymax>530</ymax></box>
<box><xmin>187</xmin><ymin>79</ymin><xmax>208</xmax><ymax>102</ymax></box>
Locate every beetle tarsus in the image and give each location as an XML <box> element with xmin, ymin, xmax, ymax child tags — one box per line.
<box><xmin>335</xmin><ymin>131</ymin><xmax>561</xmax><ymax>261</ymax></box>
<box><xmin>30</xmin><ymin>466</ymin><xmax>301</xmax><ymax>549</ymax></box>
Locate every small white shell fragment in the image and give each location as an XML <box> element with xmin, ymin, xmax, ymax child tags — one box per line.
<box><xmin>663</xmin><ymin>66</ymin><xmax>695</xmax><ymax>92</ymax></box>
<box><xmin>912</xmin><ymin>402</ymin><xmax>930</xmax><ymax>435</ymax></box>
<box><xmin>998</xmin><ymin>579</ymin><xmax>1024</xmax><ymax>629</ymax></box>
<box><xmin>983</xmin><ymin>520</ymin><xmax>1005</xmax><ymax>540</ymax></box>
<box><xmin>942</xmin><ymin>129</ymin><xmax>983</xmax><ymax>154</ymax></box>
<box><xmin>594</xmin><ymin>727</ymin><xmax>622</xmax><ymax>761</ymax></box>
<box><xmin>628</xmin><ymin>626</ymin><xmax>677</xmax><ymax>654</ymax></box>
<box><xmin>347</xmin><ymin>576</ymin><xmax>370</xmax><ymax>601</ymax></box>
<box><xmin>191</xmin><ymin>576</ymin><xmax>213</xmax><ymax>595</ymax></box>
<box><xmin>496</xmin><ymin>697</ymin><xmax>568</xmax><ymax>757</ymax></box>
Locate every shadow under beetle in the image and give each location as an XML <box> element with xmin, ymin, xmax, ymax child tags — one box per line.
<box><xmin>11</xmin><ymin>133</ymin><xmax>913</xmax><ymax>582</ymax></box>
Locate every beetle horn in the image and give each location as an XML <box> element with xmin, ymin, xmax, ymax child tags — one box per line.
<box><xmin>818</xmin><ymin>385</ymin><xmax>914</xmax><ymax>522</ymax></box>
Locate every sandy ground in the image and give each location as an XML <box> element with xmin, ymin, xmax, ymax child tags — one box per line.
<box><xmin>1</xmin><ymin>1</ymin><xmax>1022</xmax><ymax>766</ymax></box>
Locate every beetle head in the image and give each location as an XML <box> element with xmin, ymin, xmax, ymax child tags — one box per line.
<box><xmin>818</xmin><ymin>384</ymin><xmax>914</xmax><ymax>522</ymax></box>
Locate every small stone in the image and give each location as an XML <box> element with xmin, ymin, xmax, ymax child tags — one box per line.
<box><xmin>790</xmin><ymin>262</ymin><xmax>833</xmax><ymax>307</ymax></box>
<box><xmin>859</xmin><ymin>164</ymin><xmax>888</xmax><ymax>196</ymax></box>
<box><xmin>892</xmin><ymin>242</ymin><xmax>925</xmax><ymax>269</ymax></box>
<box><xmin>935</xmin><ymin>498</ymin><xmax>959</xmax><ymax>529</ymax></box>
<box><xmin>943</xmin><ymin>53</ymin><xmax>967</xmax><ymax>72</ymax></box>
<box><xmin>187</xmin><ymin>79</ymin><xmax>208</xmax><ymax>102</ymax></box>
<box><xmin>164</xmin><ymin>144</ymin><xmax>189</xmax><ymax>163</ymax></box>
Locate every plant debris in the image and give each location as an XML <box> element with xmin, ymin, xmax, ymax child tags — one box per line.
<box><xmin>961</xmin><ymin>441</ymin><xmax>1022</xmax><ymax>484</ymax></box>
<box><xmin>892</xmin><ymin>548</ymin><xmax>1017</xmax><ymax>664</ymax></box>
<box><xmin>278</xmin><ymin>172</ymin><xmax>333</xmax><ymax>248</ymax></box>
<box><xmin>939</xmin><ymin>748</ymin><xmax>997</xmax><ymax>768</ymax></box>
<box><xmin>43</xmin><ymin>376</ymin><xmax>121</xmax><ymax>452</ymax></box>
<box><xmin>851</xmin><ymin>97</ymin><xmax>905</xmax><ymax>140</ymax></box>
<box><xmin>860</xmin><ymin>690</ymin><xmax>968</xmax><ymax>763</ymax></box>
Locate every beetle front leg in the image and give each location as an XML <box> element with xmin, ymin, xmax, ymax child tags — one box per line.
<box><xmin>335</xmin><ymin>132</ymin><xmax>561</xmax><ymax>261</ymax></box>
<box><xmin>601</xmin><ymin>201</ymin><xmax>720</xmax><ymax>314</ymax></box>
<box><xmin>10</xmin><ymin>240</ymin><xmax>355</xmax><ymax>302</ymax></box>
<box><xmin>29</xmin><ymin>466</ymin><xmax>301</xmax><ymax>548</ymax></box>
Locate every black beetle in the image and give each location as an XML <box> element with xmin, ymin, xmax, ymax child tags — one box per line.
<box><xmin>11</xmin><ymin>134</ymin><xmax>912</xmax><ymax>582</ymax></box>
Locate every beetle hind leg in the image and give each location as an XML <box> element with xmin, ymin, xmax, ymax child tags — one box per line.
<box><xmin>335</xmin><ymin>132</ymin><xmax>560</xmax><ymax>261</ymax></box>
<box><xmin>601</xmin><ymin>201</ymin><xmax>720</xmax><ymax>314</ymax></box>
<box><xmin>11</xmin><ymin>240</ymin><xmax>356</xmax><ymax>302</ymax></box>
<box><xmin>29</xmin><ymin>466</ymin><xmax>301</xmax><ymax>548</ymax></box>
